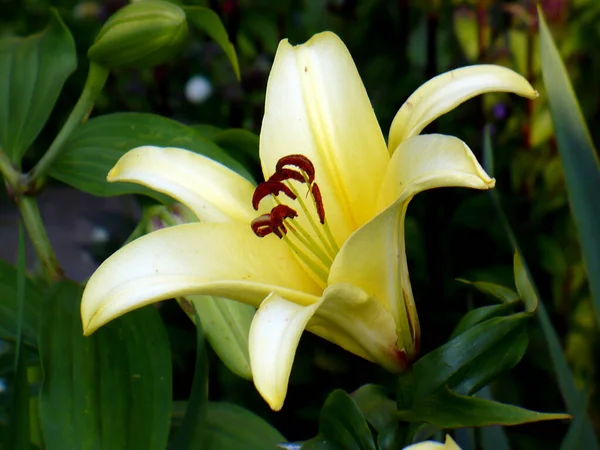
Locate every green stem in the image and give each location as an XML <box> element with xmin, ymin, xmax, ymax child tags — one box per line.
<box><xmin>16</xmin><ymin>196</ymin><xmax>63</xmax><ymax>281</ymax></box>
<box><xmin>0</xmin><ymin>148</ymin><xmax>20</xmax><ymax>189</ymax></box>
<box><xmin>27</xmin><ymin>62</ymin><xmax>109</xmax><ymax>185</ymax></box>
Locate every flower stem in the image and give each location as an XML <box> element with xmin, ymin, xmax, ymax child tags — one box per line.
<box><xmin>0</xmin><ymin>148</ymin><xmax>20</xmax><ymax>189</ymax></box>
<box><xmin>15</xmin><ymin>196</ymin><xmax>63</xmax><ymax>281</ymax></box>
<box><xmin>26</xmin><ymin>62</ymin><xmax>109</xmax><ymax>186</ymax></box>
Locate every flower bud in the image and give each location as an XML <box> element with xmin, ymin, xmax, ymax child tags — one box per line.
<box><xmin>88</xmin><ymin>0</ymin><xmax>188</xmax><ymax>69</ymax></box>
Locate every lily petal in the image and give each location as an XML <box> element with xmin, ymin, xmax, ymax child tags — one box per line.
<box><xmin>330</xmin><ymin>134</ymin><xmax>494</xmax><ymax>358</ymax></box>
<box><xmin>249</xmin><ymin>292</ymin><xmax>321</xmax><ymax>411</ymax></box>
<box><xmin>251</xmin><ymin>283</ymin><xmax>404</xmax><ymax>411</ymax></box>
<box><xmin>307</xmin><ymin>283</ymin><xmax>406</xmax><ymax>373</ymax></box>
<box><xmin>404</xmin><ymin>436</ymin><xmax>461</xmax><ymax>450</ymax></box>
<box><xmin>81</xmin><ymin>223</ymin><xmax>320</xmax><ymax>335</ymax></box>
<box><xmin>378</xmin><ymin>134</ymin><xmax>495</xmax><ymax>212</ymax></box>
<box><xmin>388</xmin><ymin>65</ymin><xmax>539</xmax><ymax>152</ymax></box>
<box><xmin>108</xmin><ymin>146</ymin><xmax>258</xmax><ymax>224</ymax></box>
<box><xmin>260</xmin><ymin>31</ymin><xmax>389</xmax><ymax>243</ymax></box>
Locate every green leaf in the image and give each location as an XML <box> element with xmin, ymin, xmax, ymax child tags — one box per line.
<box><xmin>318</xmin><ymin>390</ymin><xmax>376</xmax><ymax>450</ymax></box>
<box><xmin>486</xmin><ymin>130</ymin><xmax>600</xmax><ymax>450</ymax></box>
<box><xmin>450</xmin><ymin>303</ymin><xmax>518</xmax><ymax>338</ymax></box>
<box><xmin>186</xmin><ymin>295</ymin><xmax>254</xmax><ymax>380</ymax></box>
<box><xmin>0</xmin><ymin>259</ymin><xmax>42</xmax><ymax>348</ymax></box>
<box><xmin>457</xmin><ymin>279</ymin><xmax>519</xmax><ymax>303</ymax></box>
<box><xmin>0</xmin><ymin>9</ymin><xmax>76</xmax><ymax>163</ymax></box>
<box><xmin>48</xmin><ymin>112</ymin><xmax>252</xmax><ymax>197</ymax></box>
<box><xmin>171</xmin><ymin>309</ymin><xmax>208</xmax><ymax>450</ymax></box>
<box><xmin>478</xmin><ymin>387</ymin><xmax>511</xmax><ymax>450</ymax></box>
<box><xmin>538</xmin><ymin>6</ymin><xmax>600</xmax><ymax>327</ymax></box>
<box><xmin>395</xmin><ymin>387</ymin><xmax>570</xmax><ymax>428</ymax></box>
<box><xmin>513</xmin><ymin>251</ymin><xmax>539</xmax><ymax>313</ymax></box>
<box><xmin>351</xmin><ymin>385</ymin><xmax>396</xmax><ymax>433</ymax></box>
<box><xmin>184</xmin><ymin>7</ymin><xmax>241</xmax><ymax>80</ymax></box>
<box><xmin>411</xmin><ymin>315</ymin><xmax>529</xmax><ymax>399</ymax></box>
<box><xmin>213</xmin><ymin>128</ymin><xmax>260</xmax><ymax>165</ymax></box>
<box><xmin>5</xmin><ymin>226</ymin><xmax>30</xmax><ymax>450</ymax></box>
<box><xmin>205</xmin><ymin>402</ymin><xmax>285</xmax><ymax>449</ymax></box>
<box><xmin>38</xmin><ymin>281</ymin><xmax>172</xmax><ymax>450</ymax></box>
<box><xmin>560</xmin><ymin>390</ymin><xmax>588</xmax><ymax>450</ymax></box>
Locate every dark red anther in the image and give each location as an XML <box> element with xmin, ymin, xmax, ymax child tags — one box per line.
<box><xmin>252</xmin><ymin>181</ymin><xmax>297</xmax><ymax>210</ymax></box>
<box><xmin>270</xmin><ymin>204</ymin><xmax>298</xmax><ymax>226</ymax></box>
<box><xmin>275</xmin><ymin>155</ymin><xmax>315</xmax><ymax>184</ymax></box>
<box><xmin>269</xmin><ymin>205</ymin><xmax>298</xmax><ymax>239</ymax></box>
<box><xmin>311</xmin><ymin>183</ymin><xmax>325</xmax><ymax>224</ymax></box>
<box><xmin>268</xmin><ymin>168</ymin><xmax>305</xmax><ymax>184</ymax></box>
<box><xmin>251</xmin><ymin>214</ymin><xmax>274</xmax><ymax>238</ymax></box>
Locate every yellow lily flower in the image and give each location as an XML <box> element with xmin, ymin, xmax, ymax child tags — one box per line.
<box><xmin>404</xmin><ymin>435</ymin><xmax>461</xmax><ymax>450</ymax></box>
<box><xmin>80</xmin><ymin>31</ymin><xmax>537</xmax><ymax>410</ymax></box>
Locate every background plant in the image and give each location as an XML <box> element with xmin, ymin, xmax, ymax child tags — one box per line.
<box><xmin>0</xmin><ymin>0</ymin><xmax>598</xmax><ymax>449</ymax></box>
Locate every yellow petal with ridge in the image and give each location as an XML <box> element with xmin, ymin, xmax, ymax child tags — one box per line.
<box><xmin>260</xmin><ymin>31</ymin><xmax>389</xmax><ymax>245</ymax></box>
<box><xmin>81</xmin><ymin>222</ymin><xmax>320</xmax><ymax>335</ymax></box>
<box><xmin>108</xmin><ymin>146</ymin><xmax>258</xmax><ymax>224</ymax></box>
<box><xmin>388</xmin><ymin>65</ymin><xmax>538</xmax><ymax>153</ymax></box>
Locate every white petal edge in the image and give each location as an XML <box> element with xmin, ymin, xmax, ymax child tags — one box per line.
<box><xmin>403</xmin><ymin>435</ymin><xmax>461</xmax><ymax>450</ymax></box>
<box><xmin>260</xmin><ymin>31</ymin><xmax>389</xmax><ymax>244</ymax></box>
<box><xmin>81</xmin><ymin>222</ymin><xmax>320</xmax><ymax>335</ymax></box>
<box><xmin>388</xmin><ymin>65</ymin><xmax>539</xmax><ymax>152</ymax></box>
<box><xmin>108</xmin><ymin>146</ymin><xmax>258</xmax><ymax>224</ymax></box>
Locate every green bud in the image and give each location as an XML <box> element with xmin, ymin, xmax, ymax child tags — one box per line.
<box><xmin>88</xmin><ymin>0</ymin><xmax>188</xmax><ymax>69</ymax></box>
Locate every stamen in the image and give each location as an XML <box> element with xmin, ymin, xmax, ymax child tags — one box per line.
<box><xmin>276</xmin><ymin>155</ymin><xmax>315</xmax><ymax>184</ymax></box>
<box><xmin>251</xmin><ymin>214</ymin><xmax>274</xmax><ymax>238</ymax></box>
<box><xmin>269</xmin><ymin>204</ymin><xmax>298</xmax><ymax>238</ymax></box>
<box><xmin>285</xmin><ymin>182</ymin><xmax>337</xmax><ymax>258</ymax></box>
<box><xmin>311</xmin><ymin>183</ymin><xmax>325</xmax><ymax>224</ymax></box>
<box><xmin>252</xmin><ymin>181</ymin><xmax>297</xmax><ymax>210</ymax></box>
<box><xmin>268</xmin><ymin>168</ymin><xmax>306</xmax><ymax>184</ymax></box>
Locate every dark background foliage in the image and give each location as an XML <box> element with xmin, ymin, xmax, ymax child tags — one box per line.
<box><xmin>0</xmin><ymin>0</ymin><xmax>598</xmax><ymax>448</ymax></box>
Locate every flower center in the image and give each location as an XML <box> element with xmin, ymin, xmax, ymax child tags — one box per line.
<box><xmin>250</xmin><ymin>155</ymin><xmax>339</xmax><ymax>286</ymax></box>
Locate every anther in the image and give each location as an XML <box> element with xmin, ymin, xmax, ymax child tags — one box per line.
<box><xmin>276</xmin><ymin>155</ymin><xmax>315</xmax><ymax>184</ymax></box>
<box><xmin>311</xmin><ymin>183</ymin><xmax>325</xmax><ymax>224</ymax></box>
<box><xmin>270</xmin><ymin>205</ymin><xmax>298</xmax><ymax>239</ymax></box>
<box><xmin>268</xmin><ymin>168</ymin><xmax>306</xmax><ymax>184</ymax></box>
<box><xmin>252</xmin><ymin>181</ymin><xmax>297</xmax><ymax>210</ymax></box>
<box><xmin>251</xmin><ymin>214</ymin><xmax>274</xmax><ymax>237</ymax></box>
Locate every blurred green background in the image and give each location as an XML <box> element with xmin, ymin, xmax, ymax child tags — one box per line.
<box><xmin>1</xmin><ymin>0</ymin><xmax>598</xmax><ymax>448</ymax></box>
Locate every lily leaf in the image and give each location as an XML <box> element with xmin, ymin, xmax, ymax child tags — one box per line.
<box><xmin>38</xmin><ymin>281</ymin><xmax>172</xmax><ymax>450</ymax></box>
<box><xmin>213</xmin><ymin>128</ymin><xmax>261</xmax><ymax>165</ymax></box>
<box><xmin>186</xmin><ymin>295</ymin><xmax>254</xmax><ymax>380</ymax></box>
<box><xmin>5</xmin><ymin>227</ymin><xmax>29</xmax><ymax>450</ymax></box>
<box><xmin>48</xmin><ymin>112</ymin><xmax>252</xmax><ymax>197</ymax></box>
<box><xmin>184</xmin><ymin>7</ymin><xmax>240</xmax><ymax>80</ymax></box>
<box><xmin>171</xmin><ymin>309</ymin><xmax>209</xmax><ymax>449</ymax></box>
<box><xmin>351</xmin><ymin>384</ymin><xmax>396</xmax><ymax>433</ymax></box>
<box><xmin>450</xmin><ymin>302</ymin><xmax>518</xmax><ymax>338</ymax></box>
<box><xmin>410</xmin><ymin>314</ymin><xmax>529</xmax><ymax>400</ymax></box>
<box><xmin>206</xmin><ymin>402</ymin><xmax>285</xmax><ymax>449</ymax></box>
<box><xmin>486</xmin><ymin>122</ymin><xmax>600</xmax><ymax>450</ymax></box>
<box><xmin>0</xmin><ymin>9</ymin><xmax>76</xmax><ymax>163</ymax></box>
<box><xmin>456</xmin><ymin>279</ymin><xmax>519</xmax><ymax>303</ymax></box>
<box><xmin>318</xmin><ymin>390</ymin><xmax>376</xmax><ymax>450</ymax></box>
<box><xmin>513</xmin><ymin>251</ymin><xmax>539</xmax><ymax>313</ymax></box>
<box><xmin>395</xmin><ymin>387</ymin><xmax>570</xmax><ymax>428</ymax></box>
<box><xmin>538</xmin><ymin>6</ymin><xmax>600</xmax><ymax>326</ymax></box>
<box><xmin>0</xmin><ymin>259</ymin><xmax>42</xmax><ymax>348</ymax></box>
